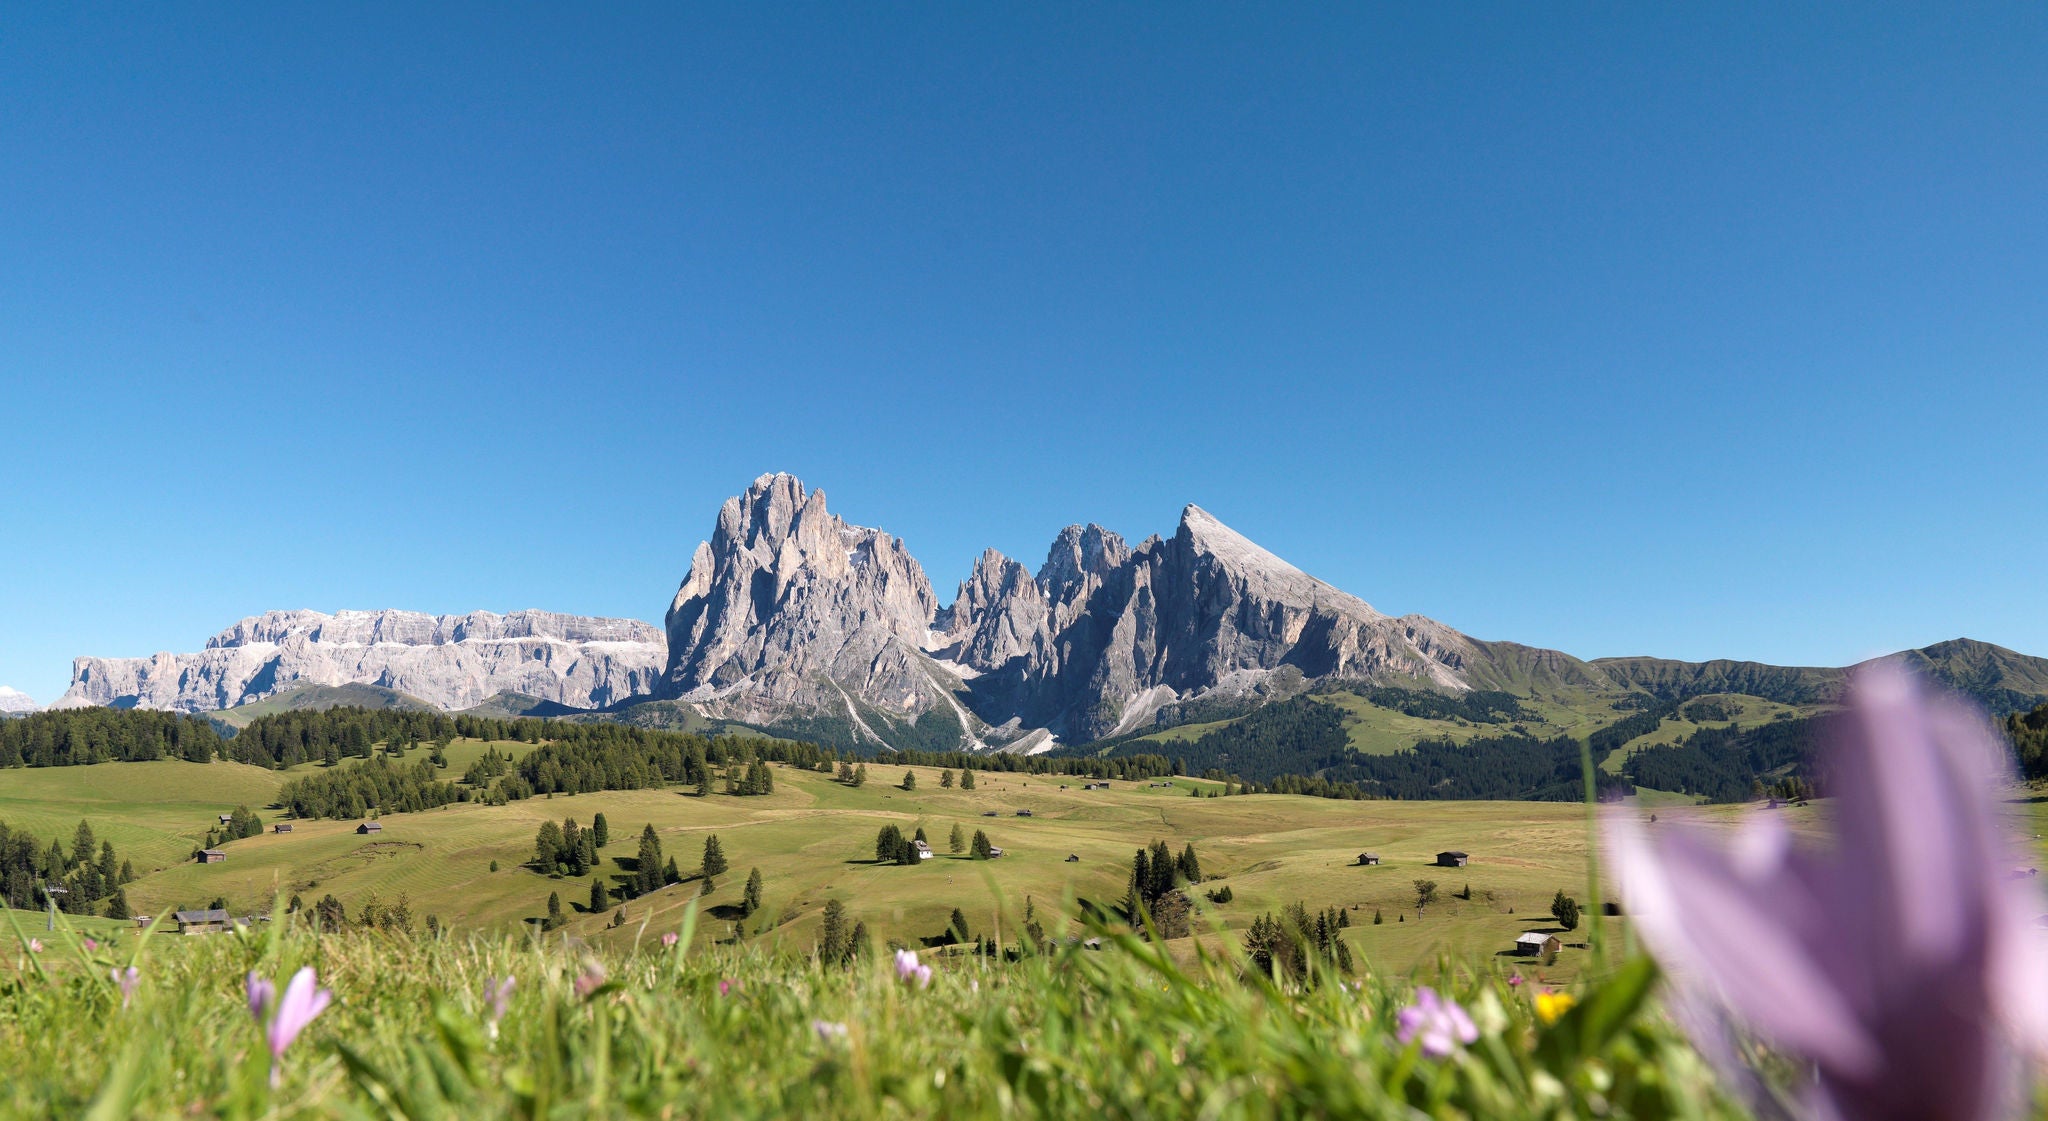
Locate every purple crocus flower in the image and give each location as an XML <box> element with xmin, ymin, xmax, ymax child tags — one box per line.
<box><xmin>661</xmin><ymin>931</ymin><xmax>679</xmax><ymax>949</ymax></box>
<box><xmin>1609</xmin><ymin>664</ymin><xmax>2048</xmax><ymax>1121</ymax></box>
<box><xmin>812</xmin><ymin>1019</ymin><xmax>849</xmax><ymax>1043</ymax></box>
<box><xmin>246</xmin><ymin>967</ymin><xmax>333</xmax><ymax>1088</ymax></box>
<box><xmin>893</xmin><ymin>948</ymin><xmax>932</xmax><ymax>989</ymax></box>
<box><xmin>113</xmin><ymin>966</ymin><xmax>140</xmax><ymax>1008</ymax></box>
<box><xmin>1395</xmin><ymin>986</ymin><xmax>1478</xmax><ymax>1058</ymax></box>
<box><xmin>482</xmin><ymin>976</ymin><xmax>515</xmax><ymax>1039</ymax></box>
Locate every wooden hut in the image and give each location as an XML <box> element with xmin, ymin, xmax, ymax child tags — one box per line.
<box><xmin>174</xmin><ymin>909</ymin><xmax>234</xmax><ymax>935</ymax></box>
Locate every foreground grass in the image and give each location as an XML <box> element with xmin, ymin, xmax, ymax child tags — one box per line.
<box><xmin>0</xmin><ymin>905</ymin><xmax>1749</xmax><ymax>1121</ymax></box>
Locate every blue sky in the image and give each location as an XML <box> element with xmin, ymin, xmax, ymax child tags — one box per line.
<box><xmin>3</xmin><ymin>5</ymin><xmax>2045</xmax><ymax>704</ymax></box>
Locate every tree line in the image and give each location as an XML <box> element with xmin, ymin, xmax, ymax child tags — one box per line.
<box><xmin>0</xmin><ymin>818</ymin><xmax>136</xmax><ymax>917</ymax></box>
<box><xmin>0</xmin><ymin>708</ymin><xmax>231</xmax><ymax>767</ymax></box>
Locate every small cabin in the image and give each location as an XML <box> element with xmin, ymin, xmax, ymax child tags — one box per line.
<box><xmin>1514</xmin><ymin>931</ymin><xmax>1562</xmax><ymax>957</ymax></box>
<box><xmin>218</xmin><ymin>814</ymin><xmax>234</xmax><ymax>825</ymax></box>
<box><xmin>356</xmin><ymin>822</ymin><xmax>383</xmax><ymax>835</ymax></box>
<box><xmin>272</xmin><ymin>823</ymin><xmax>293</xmax><ymax>834</ymax></box>
<box><xmin>174</xmin><ymin>909</ymin><xmax>234</xmax><ymax>936</ymax></box>
<box><xmin>1015</xmin><ymin>809</ymin><xmax>1033</xmax><ymax>817</ymax></box>
<box><xmin>982</xmin><ymin>811</ymin><xmax>999</xmax><ymax>817</ymax></box>
<box><xmin>1065</xmin><ymin>854</ymin><xmax>1080</xmax><ymax>863</ymax></box>
<box><xmin>910</xmin><ymin>839</ymin><xmax>934</xmax><ymax>861</ymax></box>
<box><xmin>132</xmin><ymin>915</ymin><xmax>154</xmax><ymax>929</ymax></box>
<box><xmin>1435</xmin><ymin>851</ymin><xmax>1469</xmax><ymax>868</ymax></box>
<box><xmin>1358</xmin><ymin>853</ymin><xmax>1380</xmax><ymax>866</ymax></box>
<box><xmin>196</xmin><ymin>849</ymin><xmax>226</xmax><ymax>864</ymax></box>
<box><xmin>986</xmin><ymin>846</ymin><xmax>1005</xmax><ymax>858</ymax></box>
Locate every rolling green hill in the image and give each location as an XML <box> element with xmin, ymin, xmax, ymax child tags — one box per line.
<box><xmin>209</xmin><ymin>683</ymin><xmax>438</xmax><ymax>729</ymax></box>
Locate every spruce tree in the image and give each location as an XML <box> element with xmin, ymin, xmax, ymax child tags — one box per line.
<box><xmin>949</xmin><ymin>823</ymin><xmax>966</xmax><ymax>854</ymax></box>
<box><xmin>848</xmin><ymin>919</ymin><xmax>872</xmax><ymax>960</ymax></box>
<box><xmin>949</xmin><ymin>907</ymin><xmax>971</xmax><ymax>944</ymax></box>
<box><xmin>636</xmin><ymin>824</ymin><xmax>664</xmax><ymax>896</ymax></box>
<box><xmin>902</xmin><ymin>769</ymin><xmax>917</xmax><ymax>791</ymax></box>
<box><xmin>742</xmin><ymin>867</ymin><xmax>763</xmax><ymax>916</ymax></box>
<box><xmin>960</xmin><ymin>769</ymin><xmax>976</xmax><ymax>790</ymax></box>
<box><xmin>971</xmin><ymin>829</ymin><xmax>993</xmax><ymax>859</ymax></box>
<box><xmin>1177</xmin><ymin>842</ymin><xmax>1202</xmax><ymax>884</ymax></box>
<box><xmin>664</xmin><ymin>855</ymin><xmax>681</xmax><ymax>885</ymax></box>
<box><xmin>852</xmin><ymin>763</ymin><xmax>868</xmax><ymax>788</ymax></box>
<box><xmin>819</xmin><ymin>899</ymin><xmax>850</xmax><ymax>965</ymax></box>
<box><xmin>876</xmin><ymin>824</ymin><xmax>904</xmax><ymax>863</ymax></box>
<box><xmin>939</xmin><ymin>769</ymin><xmax>954</xmax><ymax>788</ymax></box>
<box><xmin>592</xmin><ymin>813</ymin><xmax>609</xmax><ymax>848</ymax></box>
<box><xmin>590</xmin><ymin>877</ymin><xmax>608</xmax><ymax>913</ymax></box>
<box><xmin>702</xmin><ymin>834</ymin><xmax>729</xmax><ymax>879</ymax></box>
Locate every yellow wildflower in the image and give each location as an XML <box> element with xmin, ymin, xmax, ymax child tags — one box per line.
<box><xmin>1534</xmin><ymin>990</ymin><xmax>1576</xmax><ymax>1025</ymax></box>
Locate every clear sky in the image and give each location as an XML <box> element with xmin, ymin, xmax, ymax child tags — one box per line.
<box><xmin>3</xmin><ymin>5</ymin><xmax>2045</xmax><ymax>704</ymax></box>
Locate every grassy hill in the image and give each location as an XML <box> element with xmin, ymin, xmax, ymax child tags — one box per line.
<box><xmin>0</xmin><ymin>753</ymin><xmax>1672</xmax><ymax>980</ymax></box>
<box><xmin>209</xmin><ymin>683</ymin><xmax>438</xmax><ymax>729</ymax></box>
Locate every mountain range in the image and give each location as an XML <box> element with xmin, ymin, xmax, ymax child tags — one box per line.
<box><xmin>47</xmin><ymin>473</ymin><xmax>2048</xmax><ymax>754</ymax></box>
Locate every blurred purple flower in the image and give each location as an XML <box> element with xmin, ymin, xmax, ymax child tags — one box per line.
<box><xmin>574</xmin><ymin>961</ymin><xmax>608</xmax><ymax>999</ymax></box>
<box><xmin>718</xmin><ymin>978</ymin><xmax>740</xmax><ymax>998</ymax></box>
<box><xmin>483</xmin><ymin>976</ymin><xmax>515</xmax><ymax>1038</ymax></box>
<box><xmin>661</xmin><ymin>931</ymin><xmax>679</xmax><ymax>949</ymax></box>
<box><xmin>113</xmin><ymin>966</ymin><xmax>140</xmax><ymax>1008</ymax></box>
<box><xmin>1610</xmin><ymin>664</ymin><xmax>2048</xmax><ymax>1120</ymax></box>
<box><xmin>27</xmin><ymin>938</ymin><xmax>42</xmax><ymax>954</ymax></box>
<box><xmin>812</xmin><ymin>1019</ymin><xmax>849</xmax><ymax>1043</ymax></box>
<box><xmin>246</xmin><ymin>967</ymin><xmax>332</xmax><ymax>1088</ymax></box>
<box><xmin>893</xmin><ymin>948</ymin><xmax>932</xmax><ymax>989</ymax></box>
<box><xmin>83</xmin><ymin>937</ymin><xmax>98</xmax><ymax>952</ymax></box>
<box><xmin>1396</xmin><ymin>987</ymin><xmax>1478</xmax><ymax>1058</ymax></box>
<box><xmin>246</xmin><ymin>971</ymin><xmax>275</xmax><ymax>1021</ymax></box>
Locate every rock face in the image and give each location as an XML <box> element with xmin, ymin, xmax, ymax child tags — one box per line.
<box><xmin>661</xmin><ymin>474</ymin><xmax>1492</xmax><ymax>749</ymax></box>
<box><xmin>945</xmin><ymin>505</ymin><xmax>1477</xmax><ymax>741</ymax></box>
<box><xmin>661</xmin><ymin>474</ymin><xmax>954</xmax><ymax>740</ymax></box>
<box><xmin>0</xmin><ymin>687</ymin><xmax>38</xmax><ymax>715</ymax></box>
<box><xmin>55</xmin><ymin>609</ymin><xmax>666</xmax><ymax>714</ymax></box>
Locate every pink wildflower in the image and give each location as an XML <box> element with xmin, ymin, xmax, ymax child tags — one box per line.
<box><xmin>27</xmin><ymin>938</ymin><xmax>42</xmax><ymax>954</ymax></box>
<box><xmin>482</xmin><ymin>976</ymin><xmax>515</xmax><ymax>1038</ymax></box>
<box><xmin>661</xmin><ymin>931</ymin><xmax>679</xmax><ymax>949</ymax></box>
<box><xmin>812</xmin><ymin>1019</ymin><xmax>849</xmax><ymax>1043</ymax></box>
<box><xmin>1396</xmin><ymin>987</ymin><xmax>1478</xmax><ymax>1059</ymax></box>
<box><xmin>893</xmin><ymin>948</ymin><xmax>932</xmax><ymax>988</ymax></box>
<box><xmin>83</xmin><ymin>937</ymin><xmax>98</xmax><ymax>952</ymax></box>
<box><xmin>718</xmin><ymin>978</ymin><xmax>740</xmax><ymax>998</ymax></box>
<box><xmin>245</xmin><ymin>967</ymin><xmax>332</xmax><ymax>1088</ymax></box>
<box><xmin>574</xmin><ymin>961</ymin><xmax>608</xmax><ymax>999</ymax></box>
<box><xmin>1610</xmin><ymin>664</ymin><xmax>2048</xmax><ymax>1120</ymax></box>
<box><xmin>113</xmin><ymin>966</ymin><xmax>140</xmax><ymax>1008</ymax></box>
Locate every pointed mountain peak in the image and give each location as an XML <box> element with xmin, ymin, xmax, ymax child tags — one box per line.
<box><xmin>0</xmin><ymin>686</ymin><xmax>38</xmax><ymax>714</ymax></box>
<box><xmin>1174</xmin><ymin>504</ymin><xmax>1380</xmax><ymax>618</ymax></box>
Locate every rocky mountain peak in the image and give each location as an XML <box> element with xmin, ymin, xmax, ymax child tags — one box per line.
<box><xmin>1037</xmin><ymin>523</ymin><xmax>1130</xmax><ymax>605</ymax></box>
<box><xmin>1174</xmin><ymin>504</ymin><xmax>1382</xmax><ymax>619</ymax></box>
<box><xmin>662</xmin><ymin>474</ymin><xmax>947</xmax><ymax>733</ymax></box>
<box><xmin>0</xmin><ymin>686</ymin><xmax>38</xmax><ymax>715</ymax></box>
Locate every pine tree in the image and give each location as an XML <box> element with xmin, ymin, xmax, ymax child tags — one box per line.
<box><xmin>590</xmin><ymin>877</ymin><xmax>608</xmax><ymax>913</ymax></box>
<box><xmin>1148</xmin><ymin>840</ymin><xmax>1176</xmax><ymax>900</ymax></box>
<box><xmin>535</xmin><ymin>821</ymin><xmax>565</xmax><ymax>869</ymax></box>
<box><xmin>913</xmin><ymin>825</ymin><xmax>928</xmax><ymax>844</ymax></box>
<box><xmin>742</xmin><ymin>867</ymin><xmax>763</xmax><ymax>916</ymax></box>
<box><xmin>852</xmin><ymin>764</ymin><xmax>868</xmax><ymax>788</ymax></box>
<box><xmin>1550</xmin><ymin>889</ymin><xmax>1581</xmax><ymax>932</ymax></box>
<box><xmin>1373</xmin><ymin>908</ymin><xmax>1383</xmax><ymax>925</ymax></box>
<box><xmin>1176</xmin><ymin>842</ymin><xmax>1202</xmax><ymax>884</ymax></box>
<box><xmin>592</xmin><ymin>813</ymin><xmax>609</xmax><ymax>848</ymax></box>
<box><xmin>848</xmin><ymin>920</ymin><xmax>872</xmax><ymax>961</ymax></box>
<box><xmin>837</xmin><ymin>762</ymin><xmax>855</xmax><ymax>784</ymax></box>
<box><xmin>939</xmin><ymin>769</ymin><xmax>954</xmax><ymax>788</ymax></box>
<box><xmin>902</xmin><ymin>770</ymin><xmax>917</xmax><ymax>791</ymax></box>
<box><xmin>664</xmin><ymin>855</ymin><xmax>681</xmax><ymax>885</ymax></box>
<box><xmin>949</xmin><ymin>907</ymin><xmax>971</xmax><ymax>944</ymax></box>
<box><xmin>546</xmin><ymin>890</ymin><xmax>563</xmax><ymax>929</ymax></box>
<box><xmin>960</xmin><ymin>769</ymin><xmax>976</xmax><ymax>790</ymax></box>
<box><xmin>876</xmin><ymin>824</ymin><xmax>904</xmax><ymax>863</ymax></box>
<box><xmin>702</xmin><ymin>834</ymin><xmax>729</xmax><ymax>879</ymax></box>
<box><xmin>971</xmin><ymin>829</ymin><xmax>993</xmax><ymax>859</ymax></box>
<box><xmin>949</xmin><ymin>823</ymin><xmax>966</xmax><ymax>854</ymax></box>
<box><xmin>106</xmin><ymin>887</ymin><xmax>131</xmax><ymax>920</ymax></box>
<box><xmin>636</xmin><ymin>824</ymin><xmax>664</xmax><ymax>896</ymax></box>
<box><xmin>819</xmin><ymin>899</ymin><xmax>850</xmax><ymax>965</ymax></box>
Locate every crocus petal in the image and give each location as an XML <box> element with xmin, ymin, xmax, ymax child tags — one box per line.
<box><xmin>269</xmin><ymin>967</ymin><xmax>331</xmax><ymax>1057</ymax></box>
<box><xmin>246</xmin><ymin>973</ymin><xmax>275</xmax><ymax>1021</ymax></box>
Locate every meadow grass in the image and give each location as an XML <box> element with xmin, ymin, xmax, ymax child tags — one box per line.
<box><xmin>0</xmin><ymin>898</ymin><xmax>1750</xmax><ymax>1120</ymax></box>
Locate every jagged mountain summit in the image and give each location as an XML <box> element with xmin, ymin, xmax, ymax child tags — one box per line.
<box><xmin>56</xmin><ymin>609</ymin><xmax>666</xmax><ymax>714</ymax></box>
<box><xmin>657</xmin><ymin>473</ymin><xmax>1497</xmax><ymax>749</ymax></box>
<box><xmin>0</xmin><ymin>687</ymin><xmax>38</xmax><ymax>715</ymax></box>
